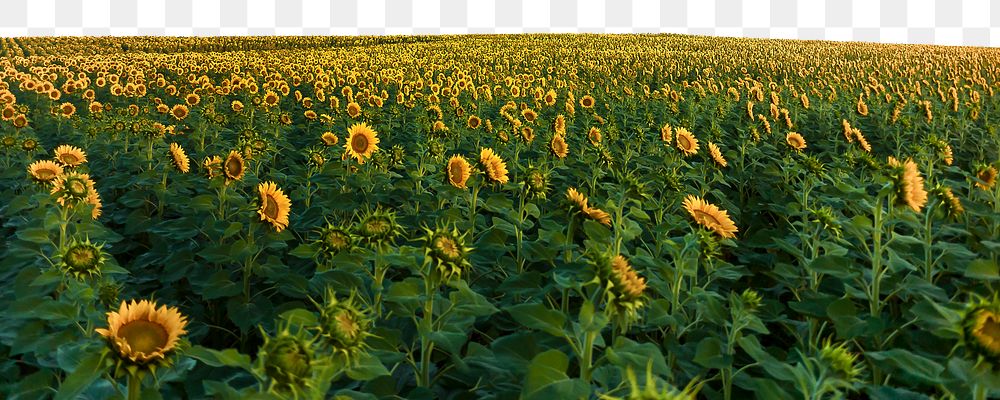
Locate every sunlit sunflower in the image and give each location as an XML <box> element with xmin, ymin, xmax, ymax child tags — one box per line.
<box><xmin>170</xmin><ymin>104</ymin><xmax>189</xmax><ymax>121</ymax></box>
<box><xmin>263</xmin><ymin>91</ymin><xmax>280</xmax><ymax>107</ymax></box>
<box><xmin>446</xmin><ymin>155</ymin><xmax>471</xmax><ymax>189</ymax></box>
<box><xmin>707</xmin><ymin>142</ymin><xmax>727</xmax><ymax>167</ymax></box>
<box><xmin>95</xmin><ymin>299</ymin><xmax>188</xmax><ymax>365</ymax></box>
<box><xmin>675</xmin><ymin>127</ymin><xmax>699</xmax><ymax>156</ymax></box>
<box><xmin>962</xmin><ymin>296</ymin><xmax>1000</xmax><ymax>363</ymax></box>
<box><xmin>888</xmin><ymin>156</ymin><xmax>928</xmax><ymax>213</ymax></box>
<box><xmin>28</xmin><ymin>160</ymin><xmax>63</xmax><ymax>184</ymax></box>
<box><xmin>580</xmin><ymin>95</ymin><xmax>595</xmax><ymax>109</ymax></box>
<box><xmin>588</xmin><ymin>127</ymin><xmax>602</xmax><ymax>146</ymax></box>
<box><xmin>550</xmin><ymin>134</ymin><xmax>568</xmax><ymax>159</ymax></box>
<box><xmin>344</xmin><ymin>122</ymin><xmax>380</xmax><ymax>164</ymax></box>
<box><xmin>660</xmin><ymin>123</ymin><xmax>673</xmax><ymax>144</ymax></box>
<box><xmin>683</xmin><ymin>195</ymin><xmax>738</xmax><ymax>239</ymax></box>
<box><xmin>59</xmin><ymin>102</ymin><xmax>76</xmax><ymax>118</ymax></box>
<box><xmin>257</xmin><ymin>181</ymin><xmax>291</xmax><ymax>232</ymax></box>
<box><xmin>566</xmin><ymin>187</ymin><xmax>612</xmax><ymax>226</ymax></box>
<box><xmin>54</xmin><ymin>144</ymin><xmax>87</xmax><ymax>167</ymax></box>
<box><xmin>223</xmin><ymin>150</ymin><xmax>246</xmax><ymax>182</ymax></box>
<box><xmin>346</xmin><ymin>101</ymin><xmax>362</xmax><ymax>119</ymax></box>
<box><xmin>479</xmin><ymin>147</ymin><xmax>509</xmax><ymax>185</ymax></box>
<box><xmin>786</xmin><ymin>132</ymin><xmax>807</xmax><ymax>151</ymax></box>
<box><xmin>169</xmin><ymin>143</ymin><xmax>190</xmax><ymax>173</ymax></box>
<box><xmin>231</xmin><ymin>100</ymin><xmax>244</xmax><ymax>112</ymax></box>
<box><xmin>203</xmin><ymin>155</ymin><xmax>222</xmax><ymax>179</ymax></box>
<box><xmin>321</xmin><ymin>131</ymin><xmax>338</xmax><ymax>146</ymax></box>
<box><xmin>51</xmin><ymin>171</ymin><xmax>97</xmax><ymax>207</ymax></box>
<box><xmin>467</xmin><ymin>115</ymin><xmax>482</xmax><ymax>129</ymax></box>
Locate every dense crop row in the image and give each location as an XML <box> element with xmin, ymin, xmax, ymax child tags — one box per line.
<box><xmin>2</xmin><ymin>34</ymin><xmax>1000</xmax><ymax>399</ymax></box>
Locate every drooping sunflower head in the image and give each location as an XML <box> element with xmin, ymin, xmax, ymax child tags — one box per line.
<box><xmin>887</xmin><ymin>156</ymin><xmax>928</xmax><ymax>213</ymax></box>
<box><xmin>57</xmin><ymin>237</ymin><xmax>106</xmax><ymax>280</ymax></box>
<box><xmin>169</xmin><ymin>143</ymin><xmax>190</xmax><ymax>173</ymax></box>
<box><xmin>550</xmin><ymin>134</ymin><xmax>569</xmax><ymax>159</ymax></box>
<box><xmin>707</xmin><ymin>142</ymin><xmax>727</xmax><ymax>167</ymax></box>
<box><xmin>306</xmin><ymin>148</ymin><xmax>326</xmax><ymax>168</ymax></box>
<box><xmin>95</xmin><ymin>299</ymin><xmax>189</xmax><ymax>372</ymax></box>
<box><xmin>590</xmin><ymin>252</ymin><xmax>647</xmax><ymax>330</ymax></box>
<box><xmin>566</xmin><ymin>187</ymin><xmax>590</xmax><ymax>214</ymax></box>
<box><xmin>553</xmin><ymin>114</ymin><xmax>566</xmax><ymax>135</ymax></box>
<box><xmin>357</xmin><ymin>207</ymin><xmax>402</xmax><ymax>249</ymax></box>
<box><xmin>683</xmin><ymin>195</ymin><xmax>739</xmax><ymax>239</ymax></box>
<box><xmin>223</xmin><ymin>150</ymin><xmax>246</xmax><ymax>182</ymax></box>
<box><xmin>675</xmin><ymin>127</ymin><xmax>699</xmax><ymax>156</ymax></box>
<box><xmin>320</xmin><ymin>131</ymin><xmax>338</xmax><ymax>146</ymax></box>
<box><xmin>54</xmin><ymin>144</ymin><xmax>87</xmax><ymax>167</ymax></box>
<box><xmin>344</xmin><ymin>122</ymin><xmax>380</xmax><ymax>165</ymax></box>
<box><xmin>257</xmin><ymin>181</ymin><xmax>292</xmax><ymax>232</ymax></box>
<box><xmin>479</xmin><ymin>147</ymin><xmax>509</xmax><ymax>185</ymax></box>
<box><xmin>446</xmin><ymin>155</ymin><xmax>472</xmax><ymax>189</ymax></box>
<box><xmin>313</xmin><ymin>289</ymin><xmax>372</xmax><ymax>362</ymax></box>
<box><xmin>28</xmin><ymin>160</ymin><xmax>63</xmax><ymax>184</ymax></box>
<box><xmin>203</xmin><ymin>155</ymin><xmax>223</xmax><ymax>179</ymax></box>
<box><xmin>421</xmin><ymin>224</ymin><xmax>473</xmax><ymax>281</ymax></box>
<box><xmin>660</xmin><ymin>123</ymin><xmax>673</xmax><ymax>144</ymax></box>
<box><xmin>932</xmin><ymin>185</ymin><xmax>964</xmax><ymax>219</ymax></box>
<box><xmin>785</xmin><ymin>132</ymin><xmax>807</xmax><ymax>151</ymax></box>
<box><xmin>588</xmin><ymin>127</ymin><xmax>602</xmax><ymax>146</ymax></box>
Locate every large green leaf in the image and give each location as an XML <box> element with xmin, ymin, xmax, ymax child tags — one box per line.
<box><xmin>506</xmin><ymin>303</ymin><xmax>567</xmax><ymax>337</ymax></box>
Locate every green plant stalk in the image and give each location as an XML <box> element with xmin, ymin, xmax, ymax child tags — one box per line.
<box><xmin>243</xmin><ymin>221</ymin><xmax>256</xmax><ymax>303</ymax></box>
<box><xmin>869</xmin><ymin>195</ymin><xmax>886</xmax><ymax>317</ymax></box>
<box><xmin>127</xmin><ymin>373</ymin><xmax>142</xmax><ymax>400</ymax></box>
<box><xmin>923</xmin><ymin>203</ymin><xmax>935</xmax><ymax>282</ymax></box>
<box><xmin>515</xmin><ymin>190</ymin><xmax>526</xmax><ymax>273</ymax></box>
<box><xmin>564</xmin><ymin>214</ymin><xmax>576</xmax><ymax>263</ymax></box>
<box><xmin>372</xmin><ymin>251</ymin><xmax>387</xmax><ymax>318</ymax></box>
<box><xmin>418</xmin><ymin>268</ymin><xmax>438</xmax><ymax>388</ymax></box>
<box><xmin>468</xmin><ymin>183</ymin><xmax>480</xmax><ymax>236</ymax></box>
<box><xmin>579</xmin><ymin>330</ymin><xmax>598</xmax><ymax>383</ymax></box>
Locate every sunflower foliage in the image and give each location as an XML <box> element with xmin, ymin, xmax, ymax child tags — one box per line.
<box><xmin>1</xmin><ymin>34</ymin><xmax>1000</xmax><ymax>399</ymax></box>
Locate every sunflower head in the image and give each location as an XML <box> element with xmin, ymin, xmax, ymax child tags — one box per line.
<box><xmin>203</xmin><ymin>155</ymin><xmax>223</xmax><ymax>179</ymax></box>
<box><xmin>223</xmin><ymin>150</ymin><xmax>246</xmax><ymax>183</ymax></box>
<box><xmin>57</xmin><ymin>237</ymin><xmax>106</xmax><ymax>280</ymax></box>
<box><xmin>357</xmin><ymin>207</ymin><xmax>402</xmax><ymax>250</ymax></box>
<box><xmin>51</xmin><ymin>171</ymin><xmax>96</xmax><ymax>207</ymax></box>
<box><xmin>590</xmin><ymin>252</ymin><xmax>647</xmax><ymax>331</ymax></box>
<box><xmin>95</xmin><ymin>299</ymin><xmax>189</xmax><ymax>377</ymax></box>
<box><xmin>683</xmin><ymin>195</ymin><xmax>739</xmax><ymax>239</ymax></box>
<box><xmin>818</xmin><ymin>338</ymin><xmax>863</xmax><ymax>383</ymax></box>
<box><xmin>707</xmin><ymin>142</ymin><xmax>727</xmax><ymax>167</ymax></box>
<box><xmin>28</xmin><ymin>160</ymin><xmax>63</xmax><ymax>184</ymax></box>
<box><xmin>316</xmin><ymin>223</ymin><xmax>354</xmax><ymax>257</ymax></box>
<box><xmin>446</xmin><ymin>155</ymin><xmax>472</xmax><ymax>189</ymax></box>
<box><xmin>976</xmin><ymin>164</ymin><xmax>998</xmax><ymax>190</ymax></box>
<box><xmin>522</xmin><ymin>165</ymin><xmax>551</xmax><ymax>200</ymax></box>
<box><xmin>962</xmin><ymin>295</ymin><xmax>1000</xmax><ymax>364</ymax></box>
<box><xmin>314</xmin><ymin>289</ymin><xmax>372</xmax><ymax>363</ymax></box>
<box><xmin>169</xmin><ymin>143</ymin><xmax>190</xmax><ymax>173</ymax></box>
<box><xmin>550</xmin><ymin>134</ymin><xmax>569</xmax><ymax>159</ymax></box>
<box><xmin>306</xmin><ymin>148</ymin><xmax>326</xmax><ymax>168</ymax></box>
<box><xmin>257</xmin><ymin>181</ymin><xmax>292</xmax><ymax>232</ymax></box>
<box><xmin>608</xmin><ymin>363</ymin><xmax>702</xmax><ymax>400</ymax></box>
<box><xmin>785</xmin><ymin>132</ymin><xmax>807</xmax><ymax>151</ymax></box>
<box><xmin>887</xmin><ymin>156</ymin><xmax>928</xmax><ymax>213</ymax></box>
<box><xmin>675</xmin><ymin>127</ymin><xmax>699</xmax><ymax>156</ymax></box>
<box><xmin>21</xmin><ymin>138</ymin><xmax>38</xmax><ymax>153</ymax></box>
<box><xmin>345</xmin><ymin>122</ymin><xmax>380</xmax><ymax>165</ymax></box>
<box><xmin>421</xmin><ymin>224</ymin><xmax>473</xmax><ymax>281</ymax></box>
<box><xmin>54</xmin><ymin>144</ymin><xmax>87</xmax><ymax>167</ymax></box>
<box><xmin>321</xmin><ymin>131</ymin><xmax>338</xmax><ymax>146</ymax></box>
<box><xmin>257</xmin><ymin>322</ymin><xmax>318</xmax><ymax>396</ymax></box>
<box><xmin>932</xmin><ymin>185</ymin><xmax>964</xmax><ymax>219</ymax></box>
<box><xmin>479</xmin><ymin>147</ymin><xmax>509</xmax><ymax>185</ymax></box>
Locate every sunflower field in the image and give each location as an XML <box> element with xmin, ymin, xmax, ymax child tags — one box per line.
<box><xmin>2</xmin><ymin>34</ymin><xmax>1000</xmax><ymax>399</ymax></box>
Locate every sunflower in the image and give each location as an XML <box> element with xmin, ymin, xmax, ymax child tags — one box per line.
<box><xmin>257</xmin><ymin>181</ymin><xmax>291</xmax><ymax>232</ymax></box>
<box><xmin>580</xmin><ymin>95</ymin><xmax>595</xmax><ymax>109</ymax></box>
<box><xmin>57</xmin><ymin>237</ymin><xmax>106</xmax><ymax>279</ymax></box>
<box><xmin>675</xmin><ymin>127</ymin><xmax>699</xmax><ymax>156</ymax></box>
<box><xmin>51</xmin><ymin>172</ymin><xmax>97</xmax><ymax>207</ymax></box>
<box><xmin>321</xmin><ymin>131</ymin><xmax>338</xmax><ymax>146</ymax></box>
<box><xmin>786</xmin><ymin>132</ymin><xmax>807</xmax><ymax>151</ymax></box>
<box><xmin>95</xmin><ymin>299</ymin><xmax>188</xmax><ymax>366</ymax></box>
<box><xmin>344</xmin><ymin>122</ymin><xmax>380</xmax><ymax>164</ymax></box>
<box><xmin>59</xmin><ymin>102</ymin><xmax>76</xmax><ymax>118</ymax></box>
<box><xmin>977</xmin><ymin>165</ymin><xmax>998</xmax><ymax>190</ymax></box>
<box><xmin>521</xmin><ymin>108</ymin><xmax>538</xmax><ymax>123</ymax></box>
<box><xmin>544</xmin><ymin>89</ymin><xmax>557</xmax><ymax>106</ymax></box>
<box><xmin>479</xmin><ymin>147</ymin><xmax>509</xmax><ymax>185</ymax></box>
<box><xmin>185</xmin><ymin>93</ymin><xmax>200</xmax><ymax>106</ymax></box>
<box><xmin>28</xmin><ymin>160</ymin><xmax>63</xmax><ymax>183</ymax></box>
<box><xmin>522</xmin><ymin>166</ymin><xmax>551</xmax><ymax>199</ymax></box>
<box><xmin>933</xmin><ymin>185</ymin><xmax>964</xmax><ymax>219</ymax></box>
<box><xmin>357</xmin><ymin>207</ymin><xmax>402</xmax><ymax>249</ymax></box>
<box><xmin>317</xmin><ymin>223</ymin><xmax>354</xmax><ymax>257</ymax></box>
<box><xmin>258</xmin><ymin>323</ymin><xmax>317</xmax><ymax>395</ymax></box>
<box><xmin>963</xmin><ymin>296</ymin><xmax>1000</xmax><ymax>363</ymax></box>
<box><xmin>314</xmin><ymin>289</ymin><xmax>372</xmax><ymax>361</ymax></box>
<box><xmin>263</xmin><ymin>91</ymin><xmax>280</xmax><ymax>107</ymax></box>
<box><xmin>446</xmin><ymin>155</ymin><xmax>471</xmax><ymax>189</ymax></box>
<box><xmin>609</xmin><ymin>255</ymin><xmax>646</xmax><ymax>302</ymax></box>
<box><xmin>888</xmin><ymin>156</ymin><xmax>928</xmax><ymax>212</ymax></box>
<box><xmin>21</xmin><ymin>138</ymin><xmax>38</xmax><ymax>152</ymax></box>
<box><xmin>660</xmin><ymin>123</ymin><xmax>673</xmax><ymax>144</ymax></box>
<box><xmin>346</xmin><ymin>101</ymin><xmax>362</xmax><ymax>119</ymax></box>
<box><xmin>683</xmin><ymin>195</ymin><xmax>739</xmax><ymax>239</ymax></box>
<box><xmin>169</xmin><ymin>143</ymin><xmax>190</xmax><ymax>173</ymax></box>
<box><xmin>223</xmin><ymin>150</ymin><xmax>246</xmax><ymax>183</ymax></box>
<box><xmin>203</xmin><ymin>155</ymin><xmax>223</xmax><ymax>179</ymax></box>
<box><xmin>170</xmin><ymin>104</ymin><xmax>189</xmax><ymax>121</ymax></box>
<box><xmin>707</xmin><ymin>142</ymin><xmax>727</xmax><ymax>167</ymax></box>
<box><xmin>467</xmin><ymin>115</ymin><xmax>482</xmax><ymax>129</ymax></box>
<box><xmin>421</xmin><ymin>224</ymin><xmax>473</xmax><ymax>281</ymax></box>
<box><xmin>566</xmin><ymin>187</ymin><xmax>612</xmax><ymax>226</ymax></box>
<box><xmin>588</xmin><ymin>127</ymin><xmax>602</xmax><ymax>146</ymax></box>
<box><xmin>550</xmin><ymin>134</ymin><xmax>568</xmax><ymax>159</ymax></box>
<box><xmin>231</xmin><ymin>100</ymin><xmax>244</xmax><ymax>112</ymax></box>
<box><xmin>54</xmin><ymin>144</ymin><xmax>87</xmax><ymax>167</ymax></box>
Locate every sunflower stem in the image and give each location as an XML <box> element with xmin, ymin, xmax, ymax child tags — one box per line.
<box><xmin>127</xmin><ymin>373</ymin><xmax>142</xmax><ymax>400</ymax></box>
<box><xmin>579</xmin><ymin>330</ymin><xmax>598</xmax><ymax>383</ymax></box>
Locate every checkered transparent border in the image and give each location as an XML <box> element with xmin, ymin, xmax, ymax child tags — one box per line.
<box><xmin>0</xmin><ymin>0</ymin><xmax>997</xmax><ymax>46</ymax></box>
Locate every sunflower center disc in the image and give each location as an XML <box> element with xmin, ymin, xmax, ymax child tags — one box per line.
<box><xmin>352</xmin><ymin>134</ymin><xmax>368</xmax><ymax>153</ymax></box>
<box><xmin>119</xmin><ymin>319</ymin><xmax>169</xmax><ymax>355</ymax></box>
<box><xmin>264</xmin><ymin>195</ymin><xmax>279</xmax><ymax>219</ymax></box>
<box><xmin>980</xmin><ymin>314</ymin><xmax>1000</xmax><ymax>347</ymax></box>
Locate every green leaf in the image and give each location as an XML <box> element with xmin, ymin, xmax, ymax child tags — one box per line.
<box><xmin>506</xmin><ymin>303</ymin><xmax>567</xmax><ymax>337</ymax></box>
<box><xmin>289</xmin><ymin>243</ymin><xmax>318</xmax><ymax>259</ymax></box>
<box><xmin>966</xmin><ymin>259</ymin><xmax>999</xmax><ymax>280</ymax></box>
<box><xmin>694</xmin><ymin>336</ymin><xmax>729</xmax><ymax>369</ymax></box>
<box><xmin>808</xmin><ymin>255</ymin><xmax>857</xmax><ymax>279</ymax></box>
<box><xmin>345</xmin><ymin>353</ymin><xmax>390</xmax><ymax>381</ymax></box>
<box><xmin>54</xmin><ymin>351</ymin><xmax>105</xmax><ymax>400</ymax></box>
<box><xmin>866</xmin><ymin>349</ymin><xmax>944</xmax><ymax>383</ymax></box>
<box><xmin>521</xmin><ymin>349</ymin><xmax>589</xmax><ymax>400</ymax></box>
<box><xmin>187</xmin><ymin>345</ymin><xmax>252</xmax><ymax>371</ymax></box>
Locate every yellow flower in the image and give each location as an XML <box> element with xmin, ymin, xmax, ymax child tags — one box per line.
<box><xmin>446</xmin><ymin>155</ymin><xmax>471</xmax><ymax>189</ymax></box>
<box><xmin>95</xmin><ymin>299</ymin><xmax>189</xmax><ymax>365</ymax></box>
<box><xmin>257</xmin><ymin>181</ymin><xmax>291</xmax><ymax>232</ymax></box>
<box><xmin>786</xmin><ymin>132</ymin><xmax>807</xmax><ymax>151</ymax></box>
<box><xmin>683</xmin><ymin>195</ymin><xmax>738</xmax><ymax>239</ymax></box>
<box><xmin>169</xmin><ymin>143</ymin><xmax>190</xmax><ymax>173</ymax></box>
<box><xmin>675</xmin><ymin>127</ymin><xmax>699</xmax><ymax>156</ymax></box>
<box><xmin>479</xmin><ymin>148</ymin><xmax>509</xmax><ymax>185</ymax></box>
<box><xmin>344</xmin><ymin>122</ymin><xmax>380</xmax><ymax>164</ymax></box>
<box><xmin>223</xmin><ymin>150</ymin><xmax>246</xmax><ymax>182</ymax></box>
<box><xmin>28</xmin><ymin>160</ymin><xmax>63</xmax><ymax>183</ymax></box>
<box><xmin>888</xmin><ymin>156</ymin><xmax>928</xmax><ymax>213</ymax></box>
<box><xmin>707</xmin><ymin>142</ymin><xmax>727</xmax><ymax>167</ymax></box>
<box><xmin>54</xmin><ymin>144</ymin><xmax>87</xmax><ymax>167</ymax></box>
<box><xmin>550</xmin><ymin>134</ymin><xmax>568</xmax><ymax>159</ymax></box>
